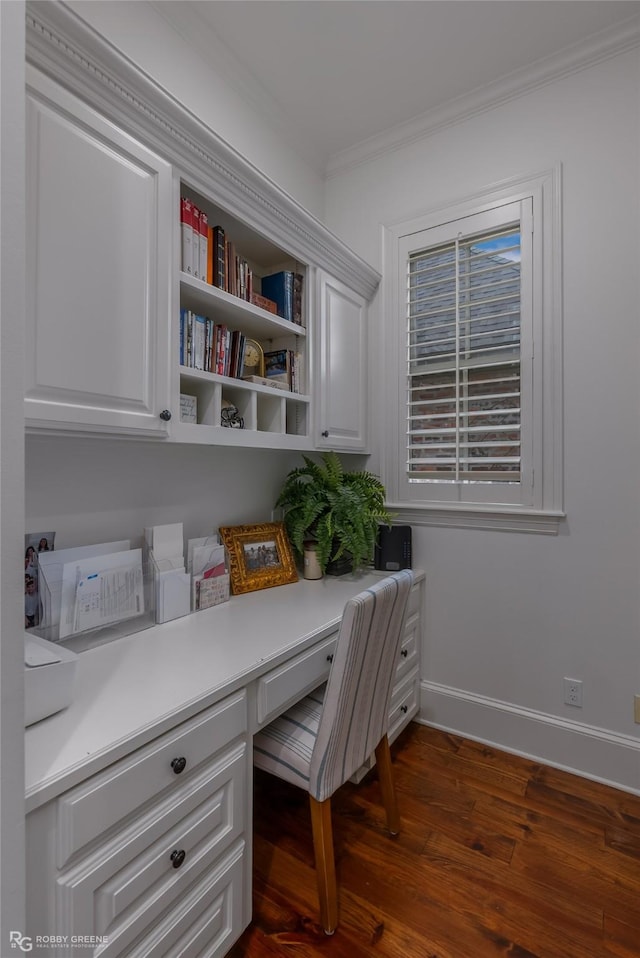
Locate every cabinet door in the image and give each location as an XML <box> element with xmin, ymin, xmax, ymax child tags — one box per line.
<box><xmin>25</xmin><ymin>69</ymin><xmax>173</xmax><ymax>436</ymax></box>
<box><xmin>316</xmin><ymin>272</ymin><xmax>368</xmax><ymax>451</ymax></box>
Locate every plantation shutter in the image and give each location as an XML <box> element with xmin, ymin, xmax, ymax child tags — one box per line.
<box><xmin>406</xmin><ymin>211</ymin><xmax>523</xmax><ymax>485</ymax></box>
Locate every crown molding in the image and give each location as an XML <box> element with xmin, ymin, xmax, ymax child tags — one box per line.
<box><xmin>25</xmin><ymin>1</ymin><xmax>379</xmax><ymax>300</ymax></box>
<box><xmin>326</xmin><ymin>15</ymin><xmax>640</xmax><ymax>178</ymax></box>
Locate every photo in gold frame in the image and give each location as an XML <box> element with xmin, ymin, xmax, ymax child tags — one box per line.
<box><xmin>218</xmin><ymin>522</ymin><xmax>298</xmax><ymax>595</ymax></box>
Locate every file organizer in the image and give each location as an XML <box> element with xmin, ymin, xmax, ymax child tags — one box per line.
<box><xmin>34</xmin><ymin>542</ymin><xmax>155</xmax><ymax>653</ymax></box>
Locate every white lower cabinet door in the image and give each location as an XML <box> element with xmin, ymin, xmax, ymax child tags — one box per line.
<box><xmin>55</xmin><ymin>743</ymin><xmax>246</xmax><ymax>958</ymax></box>
<box><xmin>25</xmin><ymin>66</ymin><xmax>173</xmax><ymax>436</ymax></box>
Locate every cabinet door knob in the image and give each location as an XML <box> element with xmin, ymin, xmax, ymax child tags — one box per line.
<box><xmin>326</xmin><ymin>653</ymin><xmax>334</xmax><ymax>663</ymax></box>
<box><xmin>400</xmin><ymin>705</ymin><xmax>408</xmax><ymax>714</ymax></box>
<box><xmin>171</xmin><ymin>756</ymin><xmax>187</xmax><ymax>774</ymax></box>
<box><xmin>401</xmin><ymin>648</ymin><xmax>408</xmax><ymax>658</ymax></box>
<box><xmin>321</xmin><ymin>430</ymin><xmax>329</xmax><ymax>438</ymax></box>
<box><xmin>170</xmin><ymin>849</ymin><xmax>186</xmax><ymax>869</ymax></box>
<box><xmin>160</xmin><ymin>409</ymin><xmax>172</xmax><ymax>421</ymax></box>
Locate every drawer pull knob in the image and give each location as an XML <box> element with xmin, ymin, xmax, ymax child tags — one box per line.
<box><xmin>160</xmin><ymin>409</ymin><xmax>172</xmax><ymax>421</ymax></box>
<box><xmin>321</xmin><ymin>430</ymin><xmax>329</xmax><ymax>438</ymax></box>
<box><xmin>170</xmin><ymin>849</ymin><xmax>186</xmax><ymax>869</ymax></box>
<box><xmin>400</xmin><ymin>705</ymin><xmax>408</xmax><ymax>714</ymax></box>
<box><xmin>326</xmin><ymin>653</ymin><xmax>334</xmax><ymax>663</ymax></box>
<box><xmin>400</xmin><ymin>649</ymin><xmax>408</xmax><ymax>658</ymax></box>
<box><xmin>171</xmin><ymin>757</ymin><xmax>187</xmax><ymax>775</ymax></box>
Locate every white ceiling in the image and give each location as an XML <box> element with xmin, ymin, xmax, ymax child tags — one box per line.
<box><xmin>158</xmin><ymin>1</ymin><xmax>640</xmax><ymax>173</ymax></box>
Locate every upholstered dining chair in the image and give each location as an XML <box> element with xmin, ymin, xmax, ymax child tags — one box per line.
<box><xmin>253</xmin><ymin>569</ymin><xmax>414</xmax><ymax>934</ymax></box>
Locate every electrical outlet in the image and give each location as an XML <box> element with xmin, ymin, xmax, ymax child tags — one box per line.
<box><xmin>563</xmin><ymin>677</ymin><xmax>583</xmax><ymax>707</ymax></box>
<box><xmin>634</xmin><ymin>695</ymin><xmax>640</xmax><ymax>724</ymax></box>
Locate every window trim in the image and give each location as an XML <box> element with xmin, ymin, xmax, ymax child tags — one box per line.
<box><xmin>381</xmin><ymin>168</ymin><xmax>564</xmax><ymax>534</ymax></box>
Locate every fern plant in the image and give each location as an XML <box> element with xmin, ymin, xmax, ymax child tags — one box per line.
<box><xmin>275</xmin><ymin>451</ymin><xmax>393</xmax><ymax>574</ymax></box>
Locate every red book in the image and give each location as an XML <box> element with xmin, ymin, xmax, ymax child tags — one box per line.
<box><xmin>180</xmin><ymin>197</ymin><xmax>193</xmax><ymax>275</ymax></box>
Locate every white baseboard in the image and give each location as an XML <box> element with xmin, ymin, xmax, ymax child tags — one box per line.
<box><xmin>419</xmin><ymin>680</ymin><xmax>640</xmax><ymax>796</ymax></box>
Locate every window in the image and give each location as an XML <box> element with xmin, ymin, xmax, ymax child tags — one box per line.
<box><xmin>383</xmin><ymin>172</ymin><xmax>563</xmax><ymax>532</ymax></box>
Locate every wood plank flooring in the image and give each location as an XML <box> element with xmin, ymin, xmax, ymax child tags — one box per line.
<box><xmin>228</xmin><ymin>722</ymin><xmax>640</xmax><ymax>958</ymax></box>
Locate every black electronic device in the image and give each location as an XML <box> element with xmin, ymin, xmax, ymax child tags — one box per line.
<box><xmin>374</xmin><ymin>525</ymin><xmax>412</xmax><ymax>571</ymax></box>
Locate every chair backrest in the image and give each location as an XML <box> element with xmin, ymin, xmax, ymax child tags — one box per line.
<box><xmin>308</xmin><ymin>570</ymin><xmax>414</xmax><ymax>802</ymax></box>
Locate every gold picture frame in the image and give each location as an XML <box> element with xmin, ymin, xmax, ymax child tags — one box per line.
<box><xmin>219</xmin><ymin>522</ymin><xmax>298</xmax><ymax>595</ymax></box>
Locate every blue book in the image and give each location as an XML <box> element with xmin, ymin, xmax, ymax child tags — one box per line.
<box><xmin>261</xmin><ymin>271</ymin><xmax>294</xmax><ymax>322</ymax></box>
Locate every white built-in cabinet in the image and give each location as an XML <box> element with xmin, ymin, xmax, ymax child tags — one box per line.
<box><xmin>26</xmin><ymin>692</ymin><xmax>250</xmax><ymax>958</ymax></box>
<box><xmin>24</xmin><ymin>4</ymin><xmax>379</xmax><ymax>452</ymax></box>
<box><xmin>316</xmin><ymin>272</ymin><xmax>368</xmax><ymax>451</ymax></box>
<box><xmin>25</xmin><ymin>67</ymin><xmax>173</xmax><ymax>437</ymax></box>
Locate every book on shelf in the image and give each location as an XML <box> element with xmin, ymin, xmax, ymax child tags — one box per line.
<box><xmin>206</xmin><ymin>226</ymin><xmax>213</xmax><ymax>285</ymax></box>
<box><xmin>250</xmin><ymin>291</ymin><xmax>278</xmax><ymax>315</ymax></box>
<box><xmin>180</xmin><ymin>311</ymin><xmax>248</xmax><ymax>381</ymax></box>
<box><xmin>292</xmin><ymin>272</ymin><xmax>304</xmax><ymax>325</ymax></box>
<box><xmin>263</xmin><ymin>348</ymin><xmax>303</xmax><ymax>392</ymax></box>
<box><xmin>261</xmin><ymin>271</ymin><xmax>293</xmax><ymax>322</ymax></box>
<box><xmin>241</xmin><ymin>374</ymin><xmax>290</xmax><ymax>392</ymax></box>
<box><xmin>180</xmin><ymin>197</ymin><xmax>194</xmax><ymax>275</ymax></box>
<box><xmin>192</xmin><ymin>206</ymin><xmax>201</xmax><ymax>279</ymax></box>
<box><xmin>199</xmin><ymin>210</ymin><xmax>208</xmax><ymax>284</ymax></box>
<box><xmin>193</xmin><ymin>313</ymin><xmax>207</xmax><ymax>370</ymax></box>
<box><xmin>212</xmin><ymin>225</ymin><xmax>226</xmax><ymax>289</ymax></box>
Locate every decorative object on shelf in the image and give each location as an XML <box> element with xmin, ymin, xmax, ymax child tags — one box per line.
<box><xmin>221</xmin><ymin>399</ymin><xmax>244</xmax><ymax>428</ymax></box>
<box><xmin>218</xmin><ymin>522</ymin><xmax>298</xmax><ymax>594</ymax></box>
<box><xmin>179</xmin><ymin>394</ymin><xmax>197</xmax><ymax>424</ymax></box>
<box><xmin>275</xmin><ymin>451</ymin><xmax>393</xmax><ymax>576</ymax></box>
<box><xmin>241</xmin><ymin>338</ymin><xmax>264</xmax><ymax>378</ymax></box>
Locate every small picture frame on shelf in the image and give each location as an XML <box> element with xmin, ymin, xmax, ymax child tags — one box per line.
<box><xmin>218</xmin><ymin>522</ymin><xmax>298</xmax><ymax>595</ymax></box>
<box><xmin>180</xmin><ymin>394</ymin><xmax>197</xmax><ymax>423</ymax></box>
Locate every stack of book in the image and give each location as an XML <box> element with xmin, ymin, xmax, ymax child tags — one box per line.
<box><xmin>264</xmin><ymin>348</ymin><xmax>302</xmax><ymax>393</ymax></box>
<box><xmin>180</xmin><ymin>308</ymin><xmax>247</xmax><ymax>378</ymax></box>
<box><xmin>180</xmin><ymin>197</ymin><xmax>208</xmax><ymax>283</ymax></box>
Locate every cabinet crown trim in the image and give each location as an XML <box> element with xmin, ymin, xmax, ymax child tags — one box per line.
<box><xmin>26</xmin><ymin>1</ymin><xmax>380</xmax><ymax>301</ymax></box>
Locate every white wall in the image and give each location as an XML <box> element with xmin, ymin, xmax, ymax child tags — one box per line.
<box><xmin>25</xmin><ymin>436</ymin><xmax>302</xmax><ymax>553</ymax></box>
<box><xmin>65</xmin><ymin>0</ymin><xmax>324</xmax><ymax>218</ymax></box>
<box><xmin>324</xmin><ymin>50</ymin><xmax>640</xmax><ymax>791</ymax></box>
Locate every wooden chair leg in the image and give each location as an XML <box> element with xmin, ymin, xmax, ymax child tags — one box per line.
<box><xmin>309</xmin><ymin>795</ymin><xmax>338</xmax><ymax>934</ymax></box>
<box><xmin>375</xmin><ymin>734</ymin><xmax>400</xmax><ymax>835</ymax></box>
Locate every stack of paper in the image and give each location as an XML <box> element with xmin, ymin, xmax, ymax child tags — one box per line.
<box><xmin>146</xmin><ymin>524</ymin><xmax>190</xmax><ymax>624</ymax></box>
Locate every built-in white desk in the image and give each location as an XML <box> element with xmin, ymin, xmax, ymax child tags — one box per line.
<box><xmin>25</xmin><ymin>570</ymin><xmax>424</xmax><ymax>958</ymax></box>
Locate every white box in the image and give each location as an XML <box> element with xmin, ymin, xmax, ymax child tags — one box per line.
<box><xmin>25</xmin><ymin>633</ymin><xmax>78</xmax><ymax>727</ymax></box>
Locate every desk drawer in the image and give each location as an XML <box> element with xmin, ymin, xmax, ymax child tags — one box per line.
<box><xmin>256</xmin><ymin>634</ymin><xmax>337</xmax><ymax>727</ymax></box>
<box><xmin>56</xmin><ymin>742</ymin><xmax>246</xmax><ymax>954</ymax></box>
<box><xmin>57</xmin><ymin>691</ymin><xmax>246</xmax><ymax>867</ymax></box>
<box><xmin>389</xmin><ymin>668</ymin><xmax>419</xmax><ymax>742</ymax></box>
<box><xmin>126</xmin><ymin>842</ymin><xmax>245</xmax><ymax>958</ymax></box>
<box><xmin>396</xmin><ymin>613</ymin><xmax>420</xmax><ymax>683</ymax></box>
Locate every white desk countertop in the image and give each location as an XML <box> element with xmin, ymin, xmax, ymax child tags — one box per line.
<box><xmin>25</xmin><ymin>571</ymin><xmax>412</xmax><ymax>812</ymax></box>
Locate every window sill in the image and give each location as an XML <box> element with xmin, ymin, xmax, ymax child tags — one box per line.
<box><xmin>386</xmin><ymin>502</ymin><xmax>565</xmax><ymax>535</ymax></box>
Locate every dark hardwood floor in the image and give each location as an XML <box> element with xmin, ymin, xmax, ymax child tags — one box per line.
<box><xmin>228</xmin><ymin>722</ymin><xmax>640</xmax><ymax>958</ymax></box>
